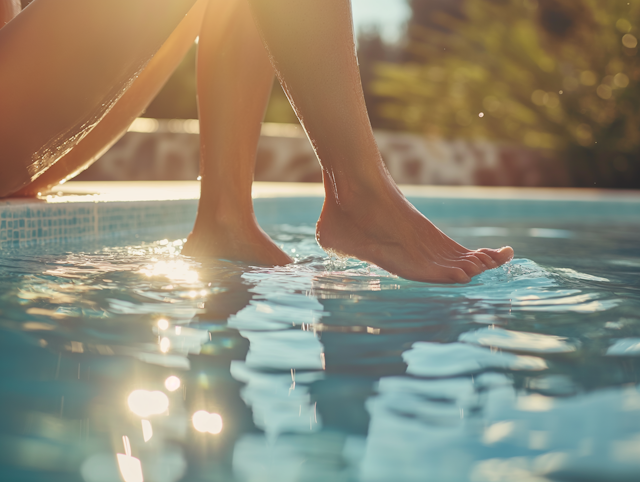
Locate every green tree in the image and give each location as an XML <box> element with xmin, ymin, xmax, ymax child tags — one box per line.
<box><xmin>372</xmin><ymin>0</ymin><xmax>640</xmax><ymax>187</ymax></box>
<box><xmin>357</xmin><ymin>27</ymin><xmax>402</xmax><ymax>129</ymax></box>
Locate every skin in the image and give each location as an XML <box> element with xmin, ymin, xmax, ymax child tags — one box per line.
<box><xmin>0</xmin><ymin>0</ymin><xmax>198</xmax><ymax>197</ymax></box>
<box><xmin>13</xmin><ymin>0</ymin><xmax>210</xmax><ymax>196</ymax></box>
<box><xmin>181</xmin><ymin>0</ymin><xmax>292</xmax><ymax>265</ymax></box>
<box><xmin>245</xmin><ymin>0</ymin><xmax>513</xmax><ymax>283</ymax></box>
<box><xmin>0</xmin><ymin>0</ymin><xmax>20</xmax><ymax>28</ymax></box>
<box><xmin>0</xmin><ymin>0</ymin><xmax>513</xmax><ymax>283</ymax></box>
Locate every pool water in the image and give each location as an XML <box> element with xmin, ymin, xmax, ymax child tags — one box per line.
<box><xmin>1</xmin><ymin>197</ymin><xmax>639</xmax><ymax>482</ymax></box>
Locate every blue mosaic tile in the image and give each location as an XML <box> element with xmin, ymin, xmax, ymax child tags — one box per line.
<box><xmin>1</xmin><ymin>190</ymin><xmax>638</xmax><ymax>249</ymax></box>
<box><xmin>0</xmin><ymin>199</ymin><xmax>197</xmax><ymax>248</ymax></box>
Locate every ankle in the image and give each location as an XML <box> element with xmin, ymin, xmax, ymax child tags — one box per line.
<box><xmin>192</xmin><ymin>205</ymin><xmax>257</xmax><ymax>234</ymax></box>
<box><xmin>322</xmin><ymin>168</ymin><xmax>398</xmax><ymax>214</ymax></box>
<box><xmin>196</xmin><ymin>187</ymin><xmax>255</xmax><ymax>223</ymax></box>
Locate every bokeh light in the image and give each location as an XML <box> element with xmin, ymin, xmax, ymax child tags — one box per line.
<box><xmin>141</xmin><ymin>420</ymin><xmax>153</xmax><ymax>442</ymax></box>
<box><xmin>117</xmin><ymin>435</ymin><xmax>143</xmax><ymax>482</ymax></box>
<box><xmin>164</xmin><ymin>376</ymin><xmax>181</xmax><ymax>392</ymax></box>
<box><xmin>128</xmin><ymin>390</ymin><xmax>169</xmax><ymax>418</ymax></box>
<box><xmin>117</xmin><ymin>454</ymin><xmax>143</xmax><ymax>482</ymax></box>
<box><xmin>160</xmin><ymin>337</ymin><xmax>171</xmax><ymax>353</ymax></box>
<box><xmin>157</xmin><ymin>318</ymin><xmax>169</xmax><ymax>330</ymax></box>
<box><xmin>141</xmin><ymin>260</ymin><xmax>199</xmax><ymax>284</ymax></box>
<box><xmin>192</xmin><ymin>410</ymin><xmax>223</xmax><ymax>434</ymax></box>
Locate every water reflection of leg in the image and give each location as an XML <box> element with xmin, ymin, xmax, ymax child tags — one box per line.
<box><xmin>197</xmin><ymin>265</ymin><xmax>259</xmax><ymax>323</ymax></box>
<box><xmin>181</xmin><ymin>266</ymin><xmax>256</xmax><ymax>480</ymax></box>
<box><xmin>297</xmin><ymin>294</ymin><xmax>457</xmax><ymax>481</ymax></box>
<box><xmin>224</xmin><ymin>270</ymin><xmax>342</xmax><ymax>481</ymax></box>
<box><xmin>85</xmin><ymin>266</ymin><xmax>257</xmax><ymax>482</ymax></box>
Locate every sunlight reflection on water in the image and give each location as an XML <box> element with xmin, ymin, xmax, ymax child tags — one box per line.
<box><xmin>0</xmin><ymin>219</ymin><xmax>639</xmax><ymax>481</ymax></box>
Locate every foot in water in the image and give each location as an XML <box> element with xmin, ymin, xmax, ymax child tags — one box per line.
<box><xmin>182</xmin><ymin>216</ymin><xmax>293</xmax><ymax>266</ymax></box>
<box><xmin>316</xmin><ymin>181</ymin><xmax>513</xmax><ymax>284</ymax></box>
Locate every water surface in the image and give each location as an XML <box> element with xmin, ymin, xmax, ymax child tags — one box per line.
<box><xmin>0</xmin><ymin>211</ymin><xmax>639</xmax><ymax>482</ymax></box>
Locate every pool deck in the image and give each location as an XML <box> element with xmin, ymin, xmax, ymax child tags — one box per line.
<box><xmin>5</xmin><ymin>181</ymin><xmax>640</xmax><ymax>202</ymax></box>
<box><xmin>1</xmin><ymin>181</ymin><xmax>639</xmax><ymax>245</ymax></box>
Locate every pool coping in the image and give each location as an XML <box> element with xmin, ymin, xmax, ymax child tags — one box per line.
<box><xmin>3</xmin><ymin>181</ymin><xmax>638</xmax><ymax>204</ymax></box>
<box><xmin>1</xmin><ymin>181</ymin><xmax>638</xmax><ymax>246</ymax></box>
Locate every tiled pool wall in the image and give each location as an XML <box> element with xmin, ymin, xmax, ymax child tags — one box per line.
<box><xmin>0</xmin><ymin>200</ymin><xmax>197</xmax><ymax>245</ymax></box>
<box><xmin>1</xmin><ymin>183</ymin><xmax>639</xmax><ymax>247</ymax></box>
<box><xmin>75</xmin><ymin>121</ymin><xmax>567</xmax><ymax>187</ymax></box>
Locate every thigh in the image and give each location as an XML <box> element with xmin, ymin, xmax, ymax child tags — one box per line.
<box><xmin>0</xmin><ymin>0</ymin><xmax>197</xmax><ymax>197</ymax></box>
<box><xmin>13</xmin><ymin>0</ymin><xmax>208</xmax><ymax>197</ymax></box>
<box><xmin>0</xmin><ymin>0</ymin><xmax>20</xmax><ymax>27</ymax></box>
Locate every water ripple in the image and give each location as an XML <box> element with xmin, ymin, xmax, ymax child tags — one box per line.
<box><xmin>459</xmin><ymin>327</ymin><xmax>579</xmax><ymax>354</ymax></box>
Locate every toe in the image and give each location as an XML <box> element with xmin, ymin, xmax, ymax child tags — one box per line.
<box><xmin>413</xmin><ymin>263</ymin><xmax>471</xmax><ymax>284</ymax></box>
<box><xmin>448</xmin><ymin>266</ymin><xmax>472</xmax><ymax>284</ymax></box>
<box><xmin>472</xmin><ymin>251</ymin><xmax>498</xmax><ymax>269</ymax></box>
<box><xmin>478</xmin><ymin>246</ymin><xmax>514</xmax><ymax>266</ymax></box>
<box><xmin>463</xmin><ymin>253</ymin><xmax>488</xmax><ymax>272</ymax></box>
<box><xmin>453</xmin><ymin>258</ymin><xmax>484</xmax><ymax>277</ymax></box>
<box><xmin>430</xmin><ymin>264</ymin><xmax>472</xmax><ymax>284</ymax></box>
<box><xmin>442</xmin><ymin>258</ymin><xmax>482</xmax><ymax>279</ymax></box>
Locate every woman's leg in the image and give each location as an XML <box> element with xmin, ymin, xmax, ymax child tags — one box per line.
<box><xmin>0</xmin><ymin>0</ymin><xmax>198</xmax><ymax>197</ymax></box>
<box><xmin>13</xmin><ymin>0</ymin><xmax>209</xmax><ymax>196</ymax></box>
<box><xmin>5</xmin><ymin>0</ymin><xmax>287</xmax><ymax>264</ymax></box>
<box><xmin>182</xmin><ymin>0</ymin><xmax>292</xmax><ymax>265</ymax></box>
<box><xmin>247</xmin><ymin>0</ymin><xmax>513</xmax><ymax>283</ymax></box>
<box><xmin>0</xmin><ymin>0</ymin><xmax>20</xmax><ymax>28</ymax></box>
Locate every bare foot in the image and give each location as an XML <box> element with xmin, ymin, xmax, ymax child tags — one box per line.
<box><xmin>182</xmin><ymin>216</ymin><xmax>292</xmax><ymax>266</ymax></box>
<box><xmin>316</xmin><ymin>183</ymin><xmax>513</xmax><ymax>284</ymax></box>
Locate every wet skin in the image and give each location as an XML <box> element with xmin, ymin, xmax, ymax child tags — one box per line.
<box><xmin>0</xmin><ymin>0</ymin><xmax>199</xmax><ymax>197</ymax></box>
<box><xmin>12</xmin><ymin>0</ymin><xmax>210</xmax><ymax>196</ymax></box>
<box><xmin>1</xmin><ymin>0</ymin><xmax>512</xmax><ymax>283</ymax></box>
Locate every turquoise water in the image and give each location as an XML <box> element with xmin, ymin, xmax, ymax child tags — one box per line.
<box><xmin>1</xmin><ymin>197</ymin><xmax>640</xmax><ymax>482</ymax></box>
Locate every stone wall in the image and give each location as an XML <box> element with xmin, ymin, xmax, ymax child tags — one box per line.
<box><xmin>75</xmin><ymin>120</ymin><xmax>569</xmax><ymax>186</ymax></box>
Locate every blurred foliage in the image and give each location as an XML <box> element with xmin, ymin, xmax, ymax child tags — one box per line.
<box><xmin>357</xmin><ymin>28</ymin><xmax>404</xmax><ymax>130</ymax></box>
<box><xmin>371</xmin><ymin>0</ymin><xmax>640</xmax><ymax>187</ymax></box>
<box><xmin>143</xmin><ymin>27</ymin><xmax>406</xmax><ymax>127</ymax></box>
<box><xmin>144</xmin><ymin>44</ymin><xmax>198</xmax><ymax>120</ymax></box>
<box><xmin>19</xmin><ymin>0</ymin><xmax>297</xmax><ymax>123</ymax></box>
<box><xmin>263</xmin><ymin>84</ymin><xmax>299</xmax><ymax>124</ymax></box>
<box><xmin>143</xmin><ymin>44</ymin><xmax>298</xmax><ymax>124</ymax></box>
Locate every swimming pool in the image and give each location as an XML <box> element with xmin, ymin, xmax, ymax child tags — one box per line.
<box><xmin>1</xmin><ymin>183</ymin><xmax>639</xmax><ymax>482</ymax></box>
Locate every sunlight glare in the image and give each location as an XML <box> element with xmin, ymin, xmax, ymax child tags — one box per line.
<box><xmin>117</xmin><ymin>454</ymin><xmax>143</xmax><ymax>482</ymax></box>
<box><xmin>128</xmin><ymin>390</ymin><xmax>169</xmax><ymax>417</ymax></box>
<box><xmin>141</xmin><ymin>260</ymin><xmax>199</xmax><ymax>284</ymax></box>
<box><xmin>165</xmin><ymin>376</ymin><xmax>181</xmax><ymax>392</ymax></box>
<box><xmin>128</xmin><ymin>117</ymin><xmax>159</xmax><ymax>133</ymax></box>
<box><xmin>141</xmin><ymin>420</ymin><xmax>153</xmax><ymax>442</ymax></box>
<box><xmin>117</xmin><ymin>435</ymin><xmax>144</xmax><ymax>482</ymax></box>
<box><xmin>192</xmin><ymin>410</ymin><xmax>223</xmax><ymax>434</ymax></box>
<box><xmin>517</xmin><ymin>394</ymin><xmax>554</xmax><ymax>412</ymax></box>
